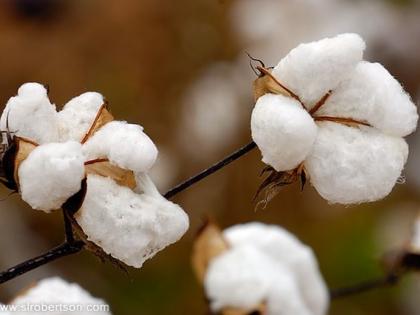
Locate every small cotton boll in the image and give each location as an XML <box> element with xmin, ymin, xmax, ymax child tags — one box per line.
<box><xmin>76</xmin><ymin>174</ymin><xmax>189</xmax><ymax>268</ymax></box>
<box><xmin>318</xmin><ymin>62</ymin><xmax>418</xmax><ymax>137</ymax></box>
<box><xmin>19</xmin><ymin>141</ymin><xmax>85</xmax><ymax>212</ymax></box>
<box><xmin>205</xmin><ymin>246</ymin><xmax>273</xmax><ymax>312</ymax></box>
<box><xmin>0</xmin><ymin>83</ymin><xmax>59</xmax><ymax>143</ymax></box>
<box><xmin>83</xmin><ymin>121</ymin><xmax>158</xmax><ymax>173</ymax></box>
<box><xmin>11</xmin><ymin>277</ymin><xmax>111</xmax><ymax>315</ymax></box>
<box><xmin>251</xmin><ymin>94</ymin><xmax>318</xmax><ymax>171</ymax></box>
<box><xmin>272</xmin><ymin>33</ymin><xmax>365</xmax><ymax>107</ymax></box>
<box><xmin>58</xmin><ymin>92</ymin><xmax>105</xmax><ymax>141</ymax></box>
<box><xmin>305</xmin><ymin>122</ymin><xmax>408</xmax><ymax>204</ymax></box>
<box><xmin>224</xmin><ymin>223</ymin><xmax>328</xmax><ymax>315</ymax></box>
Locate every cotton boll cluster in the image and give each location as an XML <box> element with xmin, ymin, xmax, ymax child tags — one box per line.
<box><xmin>251</xmin><ymin>94</ymin><xmax>317</xmax><ymax>171</ymax></box>
<box><xmin>19</xmin><ymin>141</ymin><xmax>85</xmax><ymax>212</ymax></box>
<box><xmin>251</xmin><ymin>33</ymin><xmax>417</xmax><ymax>204</ymax></box>
<box><xmin>0</xmin><ymin>83</ymin><xmax>189</xmax><ymax>268</ymax></box>
<box><xmin>204</xmin><ymin>222</ymin><xmax>328</xmax><ymax>315</ymax></box>
<box><xmin>75</xmin><ymin>174</ymin><xmax>189</xmax><ymax>268</ymax></box>
<box><xmin>9</xmin><ymin>277</ymin><xmax>111</xmax><ymax>315</ymax></box>
<box><xmin>83</xmin><ymin>121</ymin><xmax>158</xmax><ymax>173</ymax></box>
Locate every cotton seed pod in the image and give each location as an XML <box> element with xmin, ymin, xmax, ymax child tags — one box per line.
<box><xmin>192</xmin><ymin>222</ymin><xmax>267</xmax><ymax>315</ymax></box>
<box><xmin>251</xmin><ymin>33</ymin><xmax>417</xmax><ymax>205</ymax></box>
<box><xmin>1</xmin><ymin>83</ymin><xmax>189</xmax><ymax>269</ymax></box>
<box><xmin>194</xmin><ymin>222</ymin><xmax>329</xmax><ymax>315</ymax></box>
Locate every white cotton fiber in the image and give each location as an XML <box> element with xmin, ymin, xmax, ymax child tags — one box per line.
<box><xmin>224</xmin><ymin>223</ymin><xmax>328</xmax><ymax>315</ymax></box>
<box><xmin>58</xmin><ymin>92</ymin><xmax>105</xmax><ymax>141</ymax></box>
<box><xmin>18</xmin><ymin>141</ymin><xmax>85</xmax><ymax>212</ymax></box>
<box><xmin>83</xmin><ymin>121</ymin><xmax>158</xmax><ymax>173</ymax></box>
<box><xmin>272</xmin><ymin>33</ymin><xmax>365</xmax><ymax>108</ymax></box>
<box><xmin>305</xmin><ymin>122</ymin><xmax>408</xmax><ymax>204</ymax></box>
<box><xmin>0</xmin><ymin>83</ymin><xmax>59</xmax><ymax>143</ymax></box>
<box><xmin>205</xmin><ymin>222</ymin><xmax>328</xmax><ymax>315</ymax></box>
<box><xmin>317</xmin><ymin>61</ymin><xmax>418</xmax><ymax>137</ymax></box>
<box><xmin>11</xmin><ymin>277</ymin><xmax>111</xmax><ymax>315</ymax></box>
<box><xmin>75</xmin><ymin>174</ymin><xmax>189</xmax><ymax>268</ymax></box>
<box><xmin>251</xmin><ymin>93</ymin><xmax>318</xmax><ymax>171</ymax></box>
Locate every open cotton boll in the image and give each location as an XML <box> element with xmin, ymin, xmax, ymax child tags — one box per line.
<box><xmin>318</xmin><ymin>62</ymin><xmax>418</xmax><ymax>137</ymax></box>
<box><xmin>205</xmin><ymin>223</ymin><xmax>328</xmax><ymax>315</ymax></box>
<box><xmin>305</xmin><ymin>122</ymin><xmax>408</xmax><ymax>204</ymax></box>
<box><xmin>11</xmin><ymin>277</ymin><xmax>111</xmax><ymax>315</ymax></box>
<box><xmin>83</xmin><ymin>121</ymin><xmax>158</xmax><ymax>173</ymax></box>
<box><xmin>224</xmin><ymin>223</ymin><xmax>328</xmax><ymax>315</ymax></box>
<box><xmin>75</xmin><ymin>174</ymin><xmax>189</xmax><ymax>268</ymax></box>
<box><xmin>205</xmin><ymin>246</ymin><xmax>273</xmax><ymax>312</ymax></box>
<box><xmin>19</xmin><ymin>141</ymin><xmax>85</xmax><ymax>212</ymax></box>
<box><xmin>0</xmin><ymin>83</ymin><xmax>59</xmax><ymax>143</ymax></box>
<box><xmin>58</xmin><ymin>92</ymin><xmax>105</xmax><ymax>141</ymax></box>
<box><xmin>251</xmin><ymin>93</ymin><xmax>318</xmax><ymax>171</ymax></box>
<box><xmin>272</xmin><ymin>33</ymin><xmax>365</xmax><ymax>108</ymax></box>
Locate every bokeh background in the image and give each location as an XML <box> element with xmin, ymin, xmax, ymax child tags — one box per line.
<box><xmin>0</xmin><ymin>0</ymin><xmax>419</xmax><ymax>314</ymax></box>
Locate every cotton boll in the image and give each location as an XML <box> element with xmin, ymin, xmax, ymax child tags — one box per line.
<box><xmin>224</xmin><ymin>223</ymin><xmax>328</xmax><ymax>315</ymax></box>
<box><xmin>0</xmin><ymin>83</ymin><xmax>59</xmax><ymax>143</ymax></box>
<box><xmin>305</xmin><ymin>122</ymin><xmax>408</xmax><ymax>204</ymax></box>
<box><xmin>18</xmin><ymin>141</ymin><xmax>85</xmax><ymax>212</ymax></box>
<box><xmin>251</xmin><ymin>94</ymin><xmax>318</xmax><ymax>171</ymax></box>
<box><xmin>75</xmin><ymin>174</ymin><xmax>189</xmax><ymax>268</ymax></box>
<box><xmin>205</xmin><ymin>246</ymin><xmax>273</xmax><ymax>312</ymax></box>
<box><xmin>11</xmin><ymin>277</ymin><xmax>111</xmax><ymax>315</ymax></box>
<box><xmin>318</xmin><ymin>62</ymin><xmax>418</xmax><ymax>137</ymax></box>
<box><xmin>272</xmin><ymin>33</ymin><xmax>365</xmax><ymax>108</ymax></box>
<box><xmin>83</xmin><ymin>121</ymin><xmax>158</xmax><ymax>173</ymax></box>
<box><xmin>58</xmin><ymin>92</ymin><xmax>105</xmax><ymax>141</ymax></box>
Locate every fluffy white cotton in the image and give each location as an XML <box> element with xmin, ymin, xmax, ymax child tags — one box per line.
<box><xmin>318</xmin><ymin>62</ymin><xmax>418</xmax><ymax>137</ymax></box>
<box><xmin>251</xmin><ymin>94</ymin><xmax>318</xmax><ymax>171</ymax></box>
<box><xmin>83</xmin><ymin>121</ymin><xmax>158</xmax><ymax>173</ymax></box>
<box><xmin>10</xmin><ymin>277</ymin><xmax>111</xmax><ymax>315</ymax></box>
<box><xmin>272</xmin><ymin>33</ymin><xmax>365</xmax><ymax>107</ymax></box>
<box><xmin>305</xmin><ymin>122</ymin><xmax>408</xmax><ymax>204</ymax></box>
<box><xmin>205</xmin><ymin>222</ymin><xmax>328</xmax><ymax>315</ymax></box>
<box><xmin>76</xmin><ymin>174</ymin><xmax>189</xmax><ymax>268</ymax></box>
<box><xmin>19</xmin><ymin>141</ymin><xmax>85</xmax><ymax>212</ymax></box>
<box><xmin>0</xmin><ymin>83</ymin><xmax>59</xmax><ymax>143</ymax></box>
<box><xmin>58</xmin><ymin>92</ymin><xmax>105</xmax><ymax>141</ymax></box>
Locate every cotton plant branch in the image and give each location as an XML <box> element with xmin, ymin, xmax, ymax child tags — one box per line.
<box><xmin>330</xmin><ymin>251</ymin><xmax>420</xmax><ymax>299</ymax></box>
<box><xmin>0</xmin><ymin>140</ymin><xmax>257</xmax><ymax>284</ymax></box>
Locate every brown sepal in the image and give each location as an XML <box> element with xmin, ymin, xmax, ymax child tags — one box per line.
<box><xmin>81</xmin><ymin>104</ymin><xmax>114</xmax><ymax>144</ymax></box>
<box><xmin>192</xmin><ymin>220</ymin><xmax>229</xmax><ymax>284</ymax></box>
<box><xmin>254</xmin><ymin>166</ymin><xmax>301</xmax><ymax>209</ymax></box>
<box><xmin>84</xmin><ymin>158</ymin><xmax>137</xmax><ymax>189</ymax></box>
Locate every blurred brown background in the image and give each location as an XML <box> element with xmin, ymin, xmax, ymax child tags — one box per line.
<box><xmin>0</xmin><ymin>0</ymin><xmax>420</xmax><ymax>314</ymax></box>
